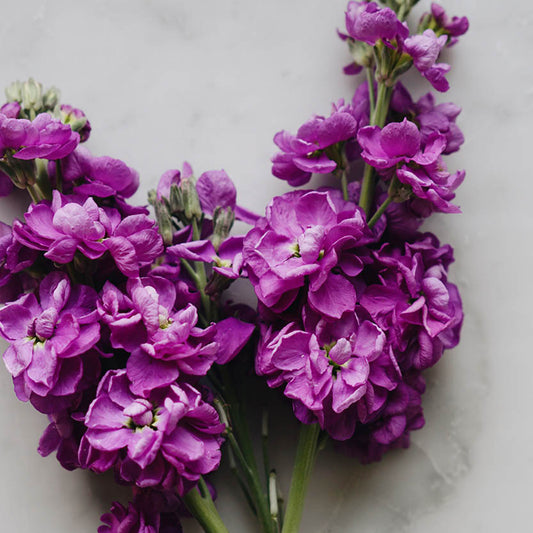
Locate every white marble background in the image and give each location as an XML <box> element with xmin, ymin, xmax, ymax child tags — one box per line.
<box><xmin>0</xmin><ymin>0</ymin><xmax>530</xmax><ymax>531</ymax></box>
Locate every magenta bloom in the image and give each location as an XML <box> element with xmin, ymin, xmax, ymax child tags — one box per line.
<box><xmin>60</xmin><ymin>104</ymin><xmax>92</xmax><ymax>142</ymax></box>
<box><xmin>12</xmin><ymin>113</ymin><xmax>79</xmax><ymax>160</ymax></box>
<box><xmin>13</xmin><ymin>191</ymin><xmax>108</xmax><ymax>262</ymax></box>
<box><xmin>257</xmin><ymin>310</ymin><xmax>398</xmax><ymax>440</ymax></box>
<box><xmin>360</xmin><ymin>233</ymin><xmax>463</xmax><ymax>370</ymax></box>
<box><xmin>430</xmin><ymin>3</ymin><xmax>469</xmax><ymax>46</ymax></box>
<box><xmin>342</xmin><ymin>372</ymin><xmax>425</xmax><ymax>463</ymax></box>
<box><xmin>99</xmin><ymin>489</ymin><xmax>183</xmax><ymax>533</ymax></box>
<box><xmin>345</xmin><ymin>1</ymin><xmax>408</xmax><ymax>45</ymax></box>
<box><xmin>82</xmin><ymin>370</ymin><xmax>224</xmax><ymax>495</ymax></box>
<box><xmin>0</xmin><ymin>272</ymin><xmax>100</xmax><ymax>401</ymax></box>
<box><xmin>13</xmin><ymin>191</ymin><xmax>163</xmax><ymax>275</ymax></box>
<box><xmin>358</xmin><ymin>119</ymin><xmax>463</xmax><ymax>213</ymax></box>
<box><xmin>404</xmin><ymin>30</ymin><xmax>450</xmax><ymax>92</ymax></box>
<box><xmin>58</xmin><ymin>146</ymin><xmax>139</xmax><ymax>199</ymax></box>
<box><xmin>243</xmin><ymin>189</ymin><xmax>372</xmax><ymax>317</ymax></box>
<box><xmin>272</xmin><ymin>110</ymin><xmax>358</xmax><ymax>186</ymax></box>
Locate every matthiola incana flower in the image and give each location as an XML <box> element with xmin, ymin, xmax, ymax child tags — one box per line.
<box><xmin>55</xmin><ymin>146</ymin><xmax>139</xmax><ymax>199</ymax></box>
<box><xmin>13</xmin><ymin>190</ymin><xmax>163</xmax><ymax>275</ymax></box>
<box><xmin>59</xmin><ymin>104</ymin><xmax>92</xmax><ymax>142</ymax></box>
<box><xmin>0</xmin><ymin>272</ymin><xmax>100</xmax><ymax>401</ymax></box>
<box><xmin>404</xmin><ymin>30</ymin><xmax>450</xmax><ymax>92</ymax></box>
<box><xmin>391</xmin><ymin>83</ymin><xmax>464</xmax><ymax>155</ymax></box>
<box><xmin>344</xmin><ymin>1</ymin><xmax>408</xmax><ymax>46</ymax></box>
<box><xmin>81</xmin><ymin>369</ymin><xmax>224</xmax><ymax>495</ymax></box>
<box><xmin>257</xmin><ymin>310</ymin><xmax>401</xmax><ymax>440</ymax></box>
<box><xmin>342</xmin><ymin>371</ymin><xmax>425</xmax><ymax>463</ymax></box>
<box><xmin>99</xmin><ymin>489</ymin><xmax>183</xmax><ymax>533</ymax></box>
<box><xmin>358</xmin><ymin>118</ymin><xmax>464</xmax><ymax>212</ymax></box>
<box><xmin>272</xmin><ymin>108</ymin><xmax>358</xmax><ymax>186</ymax></box>
<box><xmin>0</xmin><ymin>112</ymin><xmax>79</xmax><ymax>160</ymax></box>
<box><xmin>429</xmin><ymin>3</ymin><xmax>469</xmax><ymax>46</ymax></box>
<box><xmin>360</xmin><ymin>233</ymin><xmax>463</xmax><ymax>370</ymax></box>
<box><xmin>243</xmin><ymin>189</ymin><xmax>372</xmax><ymax>317</ymax></box>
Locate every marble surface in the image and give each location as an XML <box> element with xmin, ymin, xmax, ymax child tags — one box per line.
<box><xmin>0</xmin><ymin>0</ymin><xmax>530</xmax><ymax>531</ymax></box>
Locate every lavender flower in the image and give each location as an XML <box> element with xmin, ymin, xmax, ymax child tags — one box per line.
<box><xmin>0</xmin><ymin>272</ymin><xmax>100</xmax><ymax>401</ymax></box>
<box><xmin>404</xmin><ymin>30</ymin><xmax>450</xmax><ymax>92</ymax></box>
<box><xmin>272</xmin><ymin>109</ymin><xmax>358</xmax><ymax>186</ymax></box>
<box><xmin>358</xmin><ymin>118</ymin><xmax>464</xmax><ymax>212</ymax></box>
<box><xmin>243</xmin><ymin>189</ymin><xmax>372</xmax><ymax>317</ymax></box>
<box><xmin>257</xmin><ymin>310</ymin><xmax>399</xmax><ymax>440</ymax></box>
<box><xmin>82</xmin><ymin>370</ymin><xmax>224</xmax><ymax>495</ymax></box>
<box><xmin>345</xmin><ymin>1</ymin><xmax>408</xmax><ymax>46</ymax></box>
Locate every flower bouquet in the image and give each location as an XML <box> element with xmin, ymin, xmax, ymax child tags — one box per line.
<box><xmin>0</xmin><ymin>1</ymin><xmax>468</xmax><ymax>531</ymax></box>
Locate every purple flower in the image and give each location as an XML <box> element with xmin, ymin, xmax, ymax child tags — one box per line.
<box><xmin>430</xmin><ymin>3</ymin><xmax>469</xmax><ymax>46</ymax></box>
<box><xmin>0</xmin><ymin>272</ymin><xmax>100</xmax><ymax>401</ymax></box>
<box><xmin>13</xmin><ymin>191</ymin><xmax>108</xmax><ymax>262</ymax></box>
<box><xmin>13</xmin><ymin>191</ymin><xmax>163</xmax><ymax>275</ymax></box>
<box><xmin>82</xmin><ymin>370</ymin><xmax>224</xmax><ymax>495</ymax></box>
<box><xmin>404</xmin><ymin>30</ymin><xmax>450</xmax><ymax>92</ymax></box>
<box><xmin>56</xmin><ymin>146</ymin><xmax>139</xmax><ymax>199</ymax></box>
<box><xmin>360</xmin><ymin>233</ymin><xmax>463</xmax><ymax>370</ymax></box>
<box><xmin>243</xmin><ymin>189</ymin><xmax>372</xmax><ymax>317</ymax></box>
<box><xmin>272</xmin><ymin>109</ymin><xmax>358</xmax><ymax>186</ymax></box>
<box><xmin>358</xmin><ymin>119</ymin><xmax>463</xmax><ymax>213</ymax></box>
<box><xmin>99</xmin><ymin>488</ymin><xmax>183</xmax><ymax>533</ymax></box>
<box><xmin>196</xmin><ymin>170</ymin><xmax>236</xmax><ymax>215</ymax></box>
<box><xmin>12</xmin><ymin>113</ymin><xmax>79</xmax><ymax>160</ymax></box>
<box><xmin>341</xmin><ymin>372</ymin><xmax>425</xmax><ymax>463</ymax></box>
<box><xmin>60</xmin><ymin>104</ymin><xmax>92</xmax><ymax>142</ymax></box>
<box><xmin>0</xmin><ymin>102</ymin><xmax>21</xmax><ymax>118</ymax></box>
<box><xmin>345</xmin><ymin>1</ymin><xmax>408</xmax><ymax>46</ymax></box>
<box><xmin>257</xmin><ymin>310</ymin><xmax>397</xmax><ymax>440</ymax></box>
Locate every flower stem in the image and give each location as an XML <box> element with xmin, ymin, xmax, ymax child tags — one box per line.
<box><xmin>366</xmin><ymin>67</ymin><xmax>376</xmax><ymax>118</ymax></box>
<box><xmin>367</xmin><ymin>195</ymin><xmax>393</xmax><ymax>228</ymax></box>
<box><xmin>359</xmin><ymin>82</ymin><xmax>393</xmax><ymax>216</ymax></box>
<box><xmin>340</xmin><ymin>169</ymin><xmax>349</xmax><ymax>201</ymax></box>
<box><xmin>281</xmin><ymin>423</ymin><xmax>321</xmax><ymax>533</ymax></box>
<box><xmin>183</xmin><ymin>482</ymin><xmax>229</xmax><ymax>533</ymax></box>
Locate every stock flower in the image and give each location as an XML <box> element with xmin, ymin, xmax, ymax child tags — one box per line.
<box><xmin>13</xmin><ymin>191</ymin><xmax>163</xmax><ymax>275</ymax></box>
<box><xmin>392</xmin><ymin>84</ymin><xmax>464</xmax><ymax>154</ymax></box>
<box><xmin>60</xmin><ymin>104</ymin><xmax>92</xmax><ymax>142</ymax></box>
<box><xmin>430</xmin><ymin>3</ymin><xmax>469</xmax><ymax>46</ymax></box>
<box><xmin>0</xmin><ymin>272</ymin><xmax>100</xmax><ymax>401</ymax></box>
<box><xmin>404</xmin><ymin>30</ymin><xmax>450</xmax><ymax>92</ymax></box>
<box><xmin>243</xmin><ymin>189</ymin><xmax>371</xmax><ymax>317</ymax></box>
<box><xmin>10</xmin><ymin>113</ymin><xmax>79</xmax><ymax>160</ymax></box>
<box><xmin>257</xmin><ymin>310</ymin><xmax>396</xmax><ymax>440</ymax></box>
<box><xmin>342</xmin><ymin>372</ymin><xmax>425</xmax><ymax>463</ymax></box>
<box><xmin>360</xmin><ymin>233</ymin><xmax>463</xmax><ymax>370</ymax></box>
<box><xmin>82</xmin><ymin>370</ymin><xmax>224</xmax><ymax>495</ymax></box>
<box><xmin>358</xmin><ymin>118</ymin><xmax>463</xmax><ymax>213</ymax></box>
<box><xmin>272</xmin><ymin>109</ymin><xmax>358</xmax><ymax>186</ymax></box>
<box><xmin>57</xmin><ymin>146</ymin><xmax>139</xmax><ymax>198</ymax></box>
<box><xmin>345</xmin><ymin>1</ymin><xmax>408</xmax><ymax>45</ymax></box>
<box><xmin>99</xmin><ymin>489</ymin><xmax>183</xmax><ymax>533</ymax></box>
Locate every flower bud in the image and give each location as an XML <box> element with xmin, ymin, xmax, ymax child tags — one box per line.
<box><xmin>181</xmin><ymin>176</ymin><xmax>202</xmax><ymax>221</ymax></box>
<box><xmin>347</xmin><ymin>39</ymin><xmax>373</xmax><ymax>69</ymax></box>
<box><xmin>21</xmin><ymin>79</ymin><xmax>44</xmax><ymax>117</ymax></box>
<box><xmin>211</xmin><ymin>206</ymin><xmax>235</xmax><ymax>251</ymax></box>
<box><xmin>149</xmin><ymin>190</ymin><xmax>174</xmax><ymax>246</ymax></box>
<box><xmin>5</xmin><ymin>81</ymin><xmax>23</xmax><ymax>103</ymax></box>
<box><xmin>43</xmin><ymin>86</ymin><xmax>60</xmax><ymax>111</ymax></box>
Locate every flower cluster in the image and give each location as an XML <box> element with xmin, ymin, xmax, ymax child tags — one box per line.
<box><xmin>0</xmin><ymin>3</ymin><xmax>468</xmax><ymax>532</ymax></box>
<box><xmin>0</xmin><ymin>80</ymin><xmax>255</xmax><ymax>531</ymax></box>
<box><xmin>246</xmin><ymin>0</ymin><xmax>467</xmax><ymax>463</ymax></box>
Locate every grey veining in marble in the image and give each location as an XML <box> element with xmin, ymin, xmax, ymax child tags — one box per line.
<box><xmin>0</xmin><ymin>0</ymin><xmax>531</xmax><ymax>531</ymax></box>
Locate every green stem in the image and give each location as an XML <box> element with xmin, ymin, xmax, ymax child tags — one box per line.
<box><xmin>367</xmin><ymin>195</ymin><xmax>393</xmax><ymax>228</ymax></box>
<box><xmin>340</xmin><ymin>169</ymin><xmax>349</xmax><ymax>202</ymax></box>
<box><xmin>359</xmin><ymin>82</ymin><xmax>393</xmax><ymax>216</ymax></box>
<box><xmin>366</xmin><ymin>67</ymin><xmax>376</xmax><ymax>118</ymax></box>
<box><xmin>281</xmin><ymin>423</ymin><xmax>321</xmax><ymax>533</ymax></box>
<box><xmin>183</xmin><ymin>484</ymin><xmax>229</xmax><ymax>533</ymax></box>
